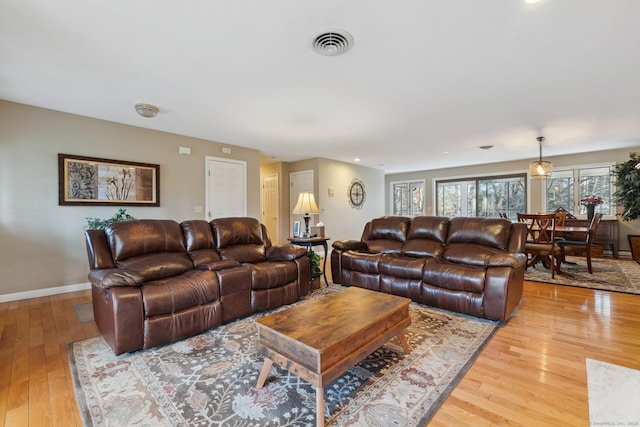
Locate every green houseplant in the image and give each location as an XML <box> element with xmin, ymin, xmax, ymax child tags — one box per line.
<box><xmin>612</xmin><ymin>152</ymin><xmax>640</xmax><ymax>222</ymax></box>
<box><xmin>85</xmin><ymin>208</ymin><xmax>136</xmax><ymax>230</ymax></box>
<box><xmin>612</xmin><ymin>152</ymin><xmax>640</xmax><ymax>261</ymax></box>
<box><xmin>305</xmin><ymin>250</ymin><xmax>322</xmax><ymax>279</ymax></box>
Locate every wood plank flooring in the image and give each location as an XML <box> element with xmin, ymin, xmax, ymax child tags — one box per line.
<box><xmin>1</xmin><ymin>281</ymin><xmax>639</xmax><ymax>426</ymax></box>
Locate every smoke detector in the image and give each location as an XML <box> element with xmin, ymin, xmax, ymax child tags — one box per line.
<box><xmin>309</xmin><ymin>29</ymin><xmax>354</xmax><ymax>56</ymax></box>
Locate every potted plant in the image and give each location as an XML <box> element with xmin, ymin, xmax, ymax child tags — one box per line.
<box><xmin>611</xmin><ymin>152</ymin><xmax>640</xmax><ymax>261</ymax></box>
<box><xmin>85</xmin><ymin>208</ymin><xmax>136</xmax><ymax>230</ymax></box>
<box><xmin>305</xmin><ymin>250</ymin><xmax>322</xmax><ymax>288</ymax></box>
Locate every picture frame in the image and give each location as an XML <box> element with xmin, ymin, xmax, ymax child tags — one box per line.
<box><xmin>293</xmin><ymin>221</ymin><xmax>301</xmax><ymax>237</ymax></box>
<box><xmin>58</xmin><ymin>153</ymin><xmax>160</xmax><ymax>206</ymax></box>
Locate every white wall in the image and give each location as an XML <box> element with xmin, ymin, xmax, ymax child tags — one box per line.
<box><xmin>0</xmin><ymin>101</ymin><xmax>261</xmax><ymax>297</ymax></box>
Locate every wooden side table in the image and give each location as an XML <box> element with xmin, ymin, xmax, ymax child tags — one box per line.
<box><xmin>288</xmin><ymin>237</ymin><xmax>330</xmax><ymax>286</ymax></box>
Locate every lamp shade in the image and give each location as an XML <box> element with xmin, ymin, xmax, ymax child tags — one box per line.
<box><xmin>528</xmin><ymin>160</ymin><xmax>553</xmax><ymax>180</ymax></box>
<box><xmin>292</xmin><ymin>192</ymin><xmax>319</xmax><ymax>214</ymax></box>
<box><xmin>528</xmin><ymin>136</ymin><xmax>553</xmax><ymax>180</ymax></box>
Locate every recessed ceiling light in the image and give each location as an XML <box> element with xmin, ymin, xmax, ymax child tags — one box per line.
<box><xmin>524</xmin><ymin>0</ymin><xmax>541</xmax><ymax>4</ymax></box>
<box><xmin>354</xmin><ymin>158</ymin><xmax>361</xmax><ymax>162</ymax></box>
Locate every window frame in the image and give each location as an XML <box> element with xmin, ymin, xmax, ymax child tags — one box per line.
<box><xmin>435</xmin><ymin>172</ymin><xmax>528</xmax><ymax>219</ymax></box>
<box><xmin>389</xmin><ymin>179</ymin><xmax>426</xmax><ymax>217</ymax></box>
<box><xmin>543</xmin><ymin>162</ymin><xmax>615</xmax><ymax>218</ymax></box>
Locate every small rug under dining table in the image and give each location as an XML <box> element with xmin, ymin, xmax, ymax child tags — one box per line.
<box><xmin>68</xmin><ymin>286</ymin><xmax>498</xmax><ymax>426</ymax></box>
<box><xmin>524</xmin><ymin>256</ymin><xmax>640</xmax><ymax>295</ymax></box>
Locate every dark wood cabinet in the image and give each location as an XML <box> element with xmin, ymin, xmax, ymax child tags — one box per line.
<box><xmin>564</xmin><ymin>219</ymin><xmax>619</xmax><ymax>258</ymax></box>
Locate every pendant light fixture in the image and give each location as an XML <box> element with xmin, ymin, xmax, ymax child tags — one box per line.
<box><xmin>528</xmin><ymin>136</ymin><xmax>553</xmax><ymax>180</ymax></box>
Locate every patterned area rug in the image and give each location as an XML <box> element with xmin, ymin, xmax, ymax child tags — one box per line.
<box><xmin>524</xmin><ymin>257</ymin><xmax>640</xmax><ymax>295</ymax></box>
<box><xmin>69</xmin><ymin>286</ymin><xmax>497</xmax><ymax>426</ymax></box>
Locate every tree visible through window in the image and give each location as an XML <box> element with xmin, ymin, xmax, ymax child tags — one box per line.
<box><xmin>392</xmin><ymin>180</ymin><xmax>425</xmax><ymax>216</ymax></box>
<box><xmin>545</xmin><ymin>166</ymin><xmax>613</xmax><ymax>216</ymax></box>
<box><xmin>436</xmin><ymin>174</ymin><xmax>526</xmax><ymax>219</ymax></box>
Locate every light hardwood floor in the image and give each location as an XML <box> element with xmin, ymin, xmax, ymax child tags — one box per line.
<box><xmin>1</xmin><ymin>280</ymin><xmax>639</xmax><ymax>426</ymax></box>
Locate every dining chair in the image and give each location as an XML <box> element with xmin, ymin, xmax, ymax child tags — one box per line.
<box><xmin>557</xmin><ymin>213</ymin><xmax>603</xmax><ymax>274</ymax></box>
<box><xmin>554</xmin><ymin>211</ymin><xmax>567</xmax><ymax>239</ymax></box>
<box><xmin>499</xmin><ymin>212</ymin><xmax>509</xmax><ymax>219</ymax></box>
<box><xmin>517</xmin><ymin>213</ymin><xmax>562</xmax><ymax>278</ymax></box>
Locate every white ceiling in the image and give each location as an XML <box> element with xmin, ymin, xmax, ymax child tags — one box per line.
<box><xmin>1</xmin><ymin>0</ymin><xmax>639</xmax><ymax>173</ymax></box>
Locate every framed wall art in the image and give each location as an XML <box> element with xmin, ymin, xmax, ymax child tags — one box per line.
<box><xmin>58</xmin><ymin>153</ymin><xmax>160</xmax><ymax>206</ymax></box>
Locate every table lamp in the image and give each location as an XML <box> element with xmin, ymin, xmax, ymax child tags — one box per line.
<box><xmin>292</xmin><ymin>192</ymin><xmax>319</xmax><ymax>237</ymax></box>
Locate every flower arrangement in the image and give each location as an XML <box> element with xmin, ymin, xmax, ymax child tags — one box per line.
<box><xmin>580</xmin><ymin>196</ymin><xmax>603</xmax><ymax>206</ymax></box>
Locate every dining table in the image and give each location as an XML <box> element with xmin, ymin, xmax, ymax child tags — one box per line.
<box><xmin>517</xmin><ymin>215</ymin><xmax>590</xmax><ymax>276</ymax></box>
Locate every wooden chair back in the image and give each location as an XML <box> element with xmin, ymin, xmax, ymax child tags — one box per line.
<box><xmin>517</xmin><ymin>213</ymin><xmax>556</xmax><ymax>243</ymax></box>
<box><xmin>554</xmin><ymin>211</ymin><xmax>567</xmax><ymax>238</ymax></box>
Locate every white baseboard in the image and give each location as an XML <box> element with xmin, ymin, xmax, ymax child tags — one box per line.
<box><xmin>0</xmin><ymin>282</ymin><xmax>91</xmax><ymax>303</ymax></box>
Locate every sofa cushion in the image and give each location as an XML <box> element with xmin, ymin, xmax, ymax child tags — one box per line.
<box><xmin>364</xmin><ymin>216</ymin><xmax>410</xmax><ymax>254</ymax></box>
<box><xmin>141</xmin><ymin>270</ymin><xmax>220</xmax><ymax>317</ymax></box>
<box><xmin>342</xmin><ymin>251</ymin><xmax>383</xmax><ymax>274</ymax></box>
<box><xmin>422</xmin><ymin>258</ymin><xmax>486</xmax><ymax>293</ymax></box>
<box><xmin>116</xmin><ymin>252</ymin><xmax>194</xmax><ymax>281</ymax></box>
<box><xmin>212</xmin><ymin>217</ymin><xmax>266</xmax><ymax>263</ymax></box>
<box><xmin>446</xmin><ymin>217</ymin><xmax>511</xmax><ymax>250</ymax></box>
<box><xmin>106</xmin><ymin>220</ymin><xmax>186</xmax><ymax>261</ymax></box>
<box><xmin>379</xmin><ymin>254</ymin><xmax>425</xmax><ymax>279</ymax></box>
<box><xmin>181</xmin><ymin>220</ymin><xmax>222</xmax><ymax>266</ymax></box>
<box><xmin>247</xmin><ymin>261</ymin><xmax>298</xmax><ymax>290</ymax></box>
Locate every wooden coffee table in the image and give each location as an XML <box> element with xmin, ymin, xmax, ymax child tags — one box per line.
<box><xmin>255</xmin><ymin>287</ymin><xmax>411</xmax><ymax>427</ymax></box>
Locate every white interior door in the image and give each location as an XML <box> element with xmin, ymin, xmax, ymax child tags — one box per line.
<box><xmin>262</xmin><ymin>173</ymin><xmax>279</xmax><ymax>244</ymax></box>
<box><xmin>205</xmin><ymin>156</ymin><xmax>246</xmax><ymax>219</ymax></box>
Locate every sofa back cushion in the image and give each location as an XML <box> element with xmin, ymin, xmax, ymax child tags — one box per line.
<box><xmin>446</xmin><ymin>217</ymin><xmax>511</xmax><ymax>250</ymax></box>
<box><xmin>105</xmin><ymin>220</ymin><xmax>192</xmax><ymax>280</ymax></box>
<box><xmin>211</xmin><ymin>217</ymin><xmax>266</xmax><ymax>263</ymax></box>
<box><xmin>363</xmin><ymin>216</ymin><xmax>410</xmax><ymax>254</ymax></box>
<box><xmin>401</xmin><ymin>216</ymin><xmax>449</xmax><ymax>258</ymax></box>
<box><xmin>181</xmin><ymin>220</ymin><xmax>222</xmax><ymax>266</ymax></box>
<box><xmin>444</xmin><ymin>217</ymin><xmax>512</xmax><ymax>266</ymax></box>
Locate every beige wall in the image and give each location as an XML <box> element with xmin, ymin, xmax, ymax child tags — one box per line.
<box><xmin>0</xmin><ymin>101</ymin><xmax>261</xmax><ymax>298</ymax></box>
<box><xmin>262</xmin><ymin>157</ymin><xmax>386</xmax><ymax>248</ymax></box>
<box><xmin>385</xmin><ymin>147</ymin><xmax>640</xmax><ymax>252</ymax></box>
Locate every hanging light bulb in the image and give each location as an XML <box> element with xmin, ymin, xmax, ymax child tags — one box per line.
<box><xmin>528</xmin><ymin>136</ymin><xmax>553</xmax><ymax>180</ymax></box>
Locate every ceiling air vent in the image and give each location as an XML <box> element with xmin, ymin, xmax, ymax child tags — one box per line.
<box><xmin>309</xmin><ymin>29</ymin><xmax>354</xmax><ymax>56</ymax></box>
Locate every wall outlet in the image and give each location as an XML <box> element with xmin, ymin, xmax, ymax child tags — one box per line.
<box><xmin>195</xmin><ymin>206</ymin><xmax>203</xmax><ymax>213</ymax></box>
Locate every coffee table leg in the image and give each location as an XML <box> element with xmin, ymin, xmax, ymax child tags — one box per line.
<box><xmin>256</xmin><ymin>358</ymin><xmax>273</xmax><ymax>388</ymax></box>
<box><xmin>316</xmin><ymin>386</ymin><xmax>324</xmax><ymax>427</ymax></box>
<box><xmin>397</xmin><ymin>332</ymin><xmax>411</xmax><ymax>355</ymax></box>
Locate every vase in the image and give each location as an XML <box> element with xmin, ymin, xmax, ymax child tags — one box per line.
<box><xmin>586</xmin><ymin>204</ymin><xmax>595</xmax><ymax>221</ymax></box>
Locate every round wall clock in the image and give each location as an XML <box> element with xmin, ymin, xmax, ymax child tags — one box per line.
<box><xmin>348</xmin><ymin>179</ymin><xmax>366</xmax><ymax>209</ymax></box>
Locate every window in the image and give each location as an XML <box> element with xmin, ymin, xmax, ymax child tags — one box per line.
<box><xmin>391</xmin><ymin>180</ymin><xmax>425</xmax><ymax>216</ymax></box>
<box><xmin>436</xmin><ymin>174</ymin><xmax>526</xmax><ymax>219</ymax></box>
<box><xmin>545</xmin><ymin>165</ymin><xmax>613</xmax><ymax>216</ymax></box>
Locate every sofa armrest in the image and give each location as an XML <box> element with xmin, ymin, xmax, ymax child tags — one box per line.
<box><xmin>486</xmin><ymin>253</ymin><xmax>527</xmax><ymax>269</ymax></box>
<box><xmin>195</xmin><ymin>260</ymin><xmax>241</xmax><ymax>271</ymax></box>
<box><xmin>88</xmin><ymin>268</ymin><xmax>144</xmax><ymax>289</ymax></box>
<box><xmin>332</xmin><ymin>240</ymin><xmax>368</xmax><ymax>251</ymax></box>
<box><xmin>266</xmin><ymin>244</ymin><xmax>307</xmax><ymax>261</ymax></box>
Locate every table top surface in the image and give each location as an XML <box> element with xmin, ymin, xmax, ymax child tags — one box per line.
<box><xmin>287</xmin><ymin>236</ymin><xmax>330</xmax><ymax>243</ymax></box>
<box><xmin>256</xmin><ymin>287</ymin><xmax>410</xmax><ymax>351</ymax></box>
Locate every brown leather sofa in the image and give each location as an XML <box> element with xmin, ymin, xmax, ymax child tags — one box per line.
<box><xmin>331</xmin><ymin>216</ymin><xmax>527</xmax><ymax>322</ymax></box>
<box><xmin>85</xmin><ymin>217</ymin><xmax>310</xmax><ymax>355</ymax></box>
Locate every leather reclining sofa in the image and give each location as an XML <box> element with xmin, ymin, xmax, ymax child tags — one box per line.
<box><xmin>331</xmin><ymin>216</ymin><xmax>527</xmax><ymax>322</ymax></box>
<box><xmin>85</xmin><ymin>217</ymin><xmax>310</xmax><ymax>355</ymax></box>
